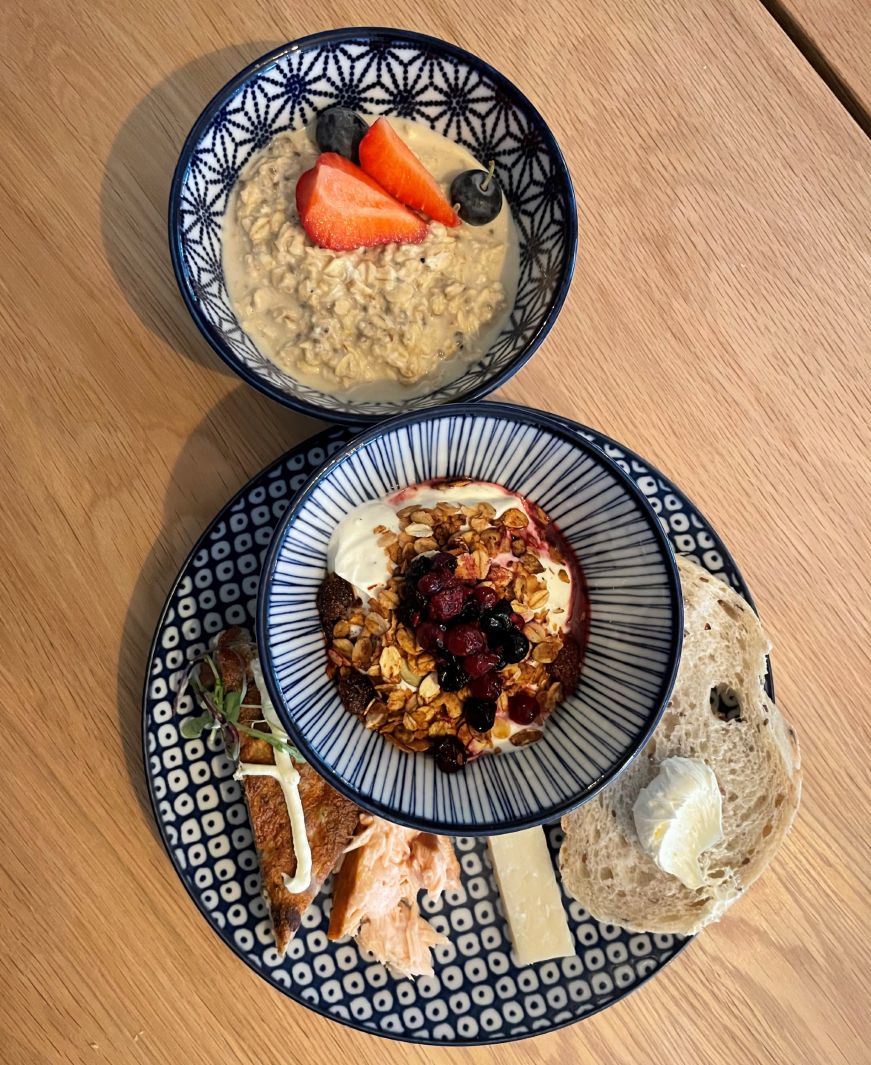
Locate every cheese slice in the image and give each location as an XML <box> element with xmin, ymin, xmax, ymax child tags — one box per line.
<box><xmin>488</xmin><ymin>827</ymin><xmax>575</xmax><ymax>966</ymax></box>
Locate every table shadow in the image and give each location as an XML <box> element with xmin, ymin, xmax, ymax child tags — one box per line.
<box><xmin>117</xmin><ymin>385</ymin><xmax>324</xmax><ymax>842</ymax></box>
<box><xmin>100</xmin><ymin>41</ymin><xmax>279</xmax><ymax>372</ymax></box>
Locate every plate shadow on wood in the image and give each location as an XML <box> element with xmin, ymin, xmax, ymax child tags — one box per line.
<box><xmin>116</xmin><ymin>385</ymin><xmax>324</xmax><ymax>841</ymax></box>
<box><xmin>100</xmin><ymin>43</ymin><xmax>279</xmax><ymax>371</ymax></box>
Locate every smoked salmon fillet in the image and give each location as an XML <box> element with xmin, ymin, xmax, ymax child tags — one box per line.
<box><xmin>328</xmin><ymin>815</ymin><xmax>460</xmax><ymax>977</ymax></box>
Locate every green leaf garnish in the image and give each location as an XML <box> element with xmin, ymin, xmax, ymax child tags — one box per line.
<box><xmin>235</xmin><ymin>721</ymin><xmax>305</xmax><ymax>762</ymax></box>
<box><xmin>225</xmin><ymin>730</ymin><xmax>240</xmax><ymax>763</ymax></box>
<box><xmin>224</xmin><ymin>690</ymin><xmax>242</xmax><ymax>723</ymax></box>
<box><xmin>180</xmin><ymin>713</ymin><xmax>212</xmax><ymax>740</ymax></box>
<box><xmin>176</xmin><ymin>649</ymin><xmax>305</xmax><ymax>763</ymax></box>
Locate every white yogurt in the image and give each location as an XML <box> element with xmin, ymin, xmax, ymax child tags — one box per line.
<box><xmin>327</xmin><ymin>501</ymin><xmax>400</xmax><ymax>600</ymax></box>
<box><xmin>328</xmin><ymin>481</ymin><xmax>575</xmax><ymax>631</ymax></box>
<box><xmin>387</xmin><ymin>480</ymin><xmax>521</xmax><ymax>515</ymax></box>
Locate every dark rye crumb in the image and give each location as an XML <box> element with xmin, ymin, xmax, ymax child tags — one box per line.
<box><xmin>317</xmin><ymin>573</ymin><xmax>355</xmax><ymax>632</ymax></box>
<box><xmin>549</xmin><ymin>634</ymin><xmax>582</xmax><ymax>693</ymax></box>
<box><xmin>338</xmin><ymin>670</ymin><xmax>376</xmax><ymax>717</ymax></box>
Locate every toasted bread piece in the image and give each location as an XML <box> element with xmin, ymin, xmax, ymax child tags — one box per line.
<box><xmin>559</xmin><ymin>557</ymin><xmax>801</xmax><ymax>935</ymax></box>
<box><xmin>212</xmin><ymin>628</ymin><xmax>360</xmax><ymax>954</ymax></box>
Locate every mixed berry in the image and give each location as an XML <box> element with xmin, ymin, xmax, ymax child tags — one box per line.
<box><xmin>320</xmin><ymin>485</ymin><xmax>587</xmax><ymax>775</ymax></box>
<box><xmin>398</xmin><ymin>552</ymin><xmax>543</xmax><ymax>772</ymax></box>
<box><xmin>301</xmin><ymin>107</ymin><xmax>504</xmax><ymax>252</ymax></box>
<box><xmin>298</xmin><ymin>113</ymin><xmax>460</xmax><ymax>252</ymax></box>
<box><xmin>315</xmin><ymin>106</ymin><xmax>368</xmax><ymax>164</ymax></box>
<box><xmin>449</xmin><ymin>160</ymin><xmax>503</xmax><ymax>226</ymax></box>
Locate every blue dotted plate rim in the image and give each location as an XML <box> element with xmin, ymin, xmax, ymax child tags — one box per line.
<box><xmin>256</xmin><ymin>402</ymin><xmax>684</xmax><ymax>836</ymax></box>
<box><xmin>167</xmin><ymin>28</ymin><xmax>579</xmax><ymax>425</ymax></box>
<box><xmin>141</xmin><ymin>417</ymin><xmax>772</xmax><ymax>1044</ymax></box>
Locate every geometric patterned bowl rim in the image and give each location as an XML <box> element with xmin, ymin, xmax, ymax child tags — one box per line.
<box><xmin>256</xmin><ymin>401</ymin><xmax>685</xmax><ymax>834</ymax></box>
<box><xmin>167</xmin><ymin>28</ymin><xmax>578</xmax><ymax>425</ymax></box>
<box><xmin>141</xmin><ymin>415</ymin><xmax>773</xmax><ymax>1045</ymax></box>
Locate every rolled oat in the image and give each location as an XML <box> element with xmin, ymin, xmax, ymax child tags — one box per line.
<box><xmin>223</xmin><ymin>121</ymin><xmax>519</xmax><ymax>396</ymax></box>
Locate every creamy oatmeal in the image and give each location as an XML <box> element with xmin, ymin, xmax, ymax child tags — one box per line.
<box><xmin>222</xmin><ymin>118</ymin><xmax>519</xmax><ymax>399</ymax></box>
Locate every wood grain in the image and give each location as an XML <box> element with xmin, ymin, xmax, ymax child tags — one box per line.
<box><xmin>772</xmin><ymin>0</ymin><xmax>871</xmax><ymax>114</ymax></box>
<box><xmin>1</xmin><ymin>0</ymin><xmax>869</xmax><ymax>1063</ymax></box>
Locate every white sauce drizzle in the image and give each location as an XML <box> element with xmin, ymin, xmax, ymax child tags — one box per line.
<box><xmin>234</xmin><ymin>658</ymin><xmax>312</xmax><ymax>894</ymax></box>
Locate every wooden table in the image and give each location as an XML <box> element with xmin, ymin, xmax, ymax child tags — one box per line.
<box><xmin>2</xmin><ymin>1</ymin><xmax>869</xmax><ymax>1062</ymax></box>
<box><xmin>770</xmin><ymin>0</ymin><xmax>871</xmax><ymax>116</ymax></box>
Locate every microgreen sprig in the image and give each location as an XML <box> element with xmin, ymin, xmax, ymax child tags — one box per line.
<box><xmin>174</xmin><ymin>652</ymin><xmax>303</xmax><ymax>762</ymax></box>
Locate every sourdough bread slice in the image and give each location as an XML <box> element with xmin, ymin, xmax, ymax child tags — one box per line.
<box><xmin>559</xmin><ymin>556</ymin><xmax>801</xmax><ymax>935</ymax></box>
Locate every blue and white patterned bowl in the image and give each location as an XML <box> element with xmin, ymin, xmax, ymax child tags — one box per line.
<box><xmin>169</xmin><ymin>29</ymin><xmax>577</xmax><ymax>425</ymax></box>
<box><xmin>257</xmin><ymin>403</ymin><xmax>683</xmax><ymax>834</ymax></box>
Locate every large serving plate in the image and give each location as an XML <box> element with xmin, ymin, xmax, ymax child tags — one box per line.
<box><xmin>142</xmin><ymin>418</ymin><xmax>772</xmax><ymax>1044</ymax></box>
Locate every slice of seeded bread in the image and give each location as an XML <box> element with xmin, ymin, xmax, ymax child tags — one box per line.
<box><xmin>559</xmin><ymin>556</ymin><xmax>801</xmax><ymax>935</ymax></box>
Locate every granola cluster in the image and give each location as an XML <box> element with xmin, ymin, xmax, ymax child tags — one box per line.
<box><xmin>318</xmin><ymin>487</ymin><xmax>583</xmax><ymax>771</ymax></box>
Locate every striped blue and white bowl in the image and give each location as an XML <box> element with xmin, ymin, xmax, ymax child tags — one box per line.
<box><xmin>257</xmin><ymin>404</ymin><xmax>683</xmax><ymax>834</ymax></box>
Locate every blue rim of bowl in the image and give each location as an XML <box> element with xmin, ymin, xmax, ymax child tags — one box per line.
<box><xmin>167</xmin><ymin>28</ymin><xmax>579</xmax><ymax>426</ymax></box>
<box><xmin>140</xmin><ymin>417</ymin><xmax>774</xmax><ymax>1045</ymax></box>
<box><xmin>256</xmin><ymin>402</ymin><xmax>685</xmax><ymax>835</ymax></box>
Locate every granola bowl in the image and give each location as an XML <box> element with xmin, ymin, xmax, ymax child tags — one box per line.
<box><xmin>169</xmin><ymin>29</ymin><xmax>576</xmax><ymax>425</ymax></box>
<box><xmin>257</xmin><ymin>404</ymin><xmax>683</xmax><ymax>835</ymax></box>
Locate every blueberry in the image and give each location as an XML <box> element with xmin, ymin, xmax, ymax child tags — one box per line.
<box><xmin>450</xmin><ymin>162</ymin><xmax>503</xmax><ymax>225</ymax></box>
<box><xmin>492</xmin><ymin>599</ymin><xmax>512</xmax><ymax>616</ymax></box>
<box><xmin>485</xmin><ymin>630</ymin><xmax>505</xmax><ymax>652</ymax></box>
<box><xmin>315</xmin><ymin>107</ymin><xmax>368</xmax><ymax>163</ymax></box>
<box><xmin>434</xmin><ymin>735</ymin><xmax>467</xmax><ymax>773</ymax></box>
<box><xmin>406</xmin><ymin>555</ymin><xmax>433</xmax><ymax>583</ymax></box>
<box><xmin>458</xmin><ymin>598</ymin><xmax>481</xmax><ymax>622</ymax></box>
<box><xmin>501</xmin><ymin>631</ymin><xmax>530</xmax><ymax>664</ymax></box>
<box><xmin>408</xmin><ymin>587</ymin><xmax>429</xmax><ymax>613</ymax></box>
<box><xmin>480</xmin><ymin>610</ymin><xmax>512</xmax><ymax>638</ymax></box>
<box><xmin>437</xmin><ymin>658</ymin><xmax>469</xmax><ymax>692</ymax></box>
<box><xmin>398</xmin><ymin>586</ymin><xmax>428</xmax><ymax>625</ymax></box>
<box><xmin>464</xmin><ymin>697</ymin><xmax>497</xmax><ymax>733</ymax></box>
<box><xmin>398</xmin><ymin>605</ymin><xmax>422</xmax><ymax>627</ymax></box>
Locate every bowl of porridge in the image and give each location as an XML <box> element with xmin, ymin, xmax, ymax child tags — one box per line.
<box><xmin>256</xmin><ymin>403</ymin><xmax>684</xmax><ymax>834</ymax></box>
<box><xmin>169</xmin><ymin>30</ymin><xmax>577</xmax><ymax>425</ymax></box>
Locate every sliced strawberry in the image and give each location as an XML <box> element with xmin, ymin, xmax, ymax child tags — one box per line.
<box><xmin>295</xmin><ymin>152</ymin><xmax>428</xmax><ymax>251</ymax></box>
<box><xmin>358</xmin><ymin>118</ymin><xmax>461</xmax><ymax>227</ymax></box>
